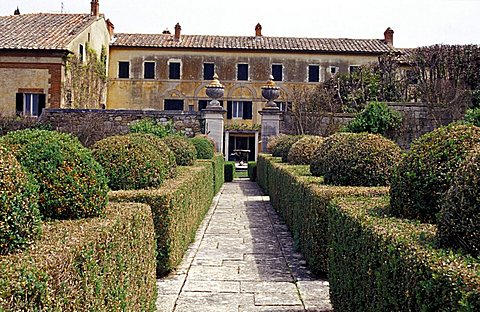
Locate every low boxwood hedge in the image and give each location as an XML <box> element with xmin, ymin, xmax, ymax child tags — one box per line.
<box><xmin>0</xmin><ymin>202</ymin><xmax>156</xmax><ymax>311</ymax></box>
<box><xmin>248</xmin><ymin>161</ymin><xmax>257</xmax><ymax>181</ymax></box>
<box><xmin>224</xmin><ymin>162</ymin><xmax>235</xmax><ymax>182</ymax></box>
<box><xmin>198</xmin><ymin>153</ymin><xmax>225</xmax><ymax>194</ymax></box>
<box><xmin>110</xmin><ymin>164</ymin><xmax>215</xmax><ymax>277</ymax></box>
<box><xmin>329</xmin><ymin>196</ymin><xmax>480</xmax><ymax>311</ymax></box>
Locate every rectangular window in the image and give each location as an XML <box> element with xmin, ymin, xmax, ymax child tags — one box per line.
<box><xmin>308</xmin><ymin>65</ymin><xmax>320</xmax><ymax>82</ymax></box>
<box><xmin>203</xmin><ymin>63</ymin><xmax>215</xmax><ymax>80</ymax></box>
<box><xmin>232</xmin><ymin>101</ymin><xmax>243</xmax><ymax>118</ymax></box>
<box><xmin>169</xmin><ymin>62</ymin><xmax>181</xmax><ymax>79</ymax></box>
<box><xmin>272</xmin><ymin>64</ymin><xmax>283</xmax><ymax>81</ymax></box>
<box><xmin>144</xmin><ymin>62</ymin><xmax>155</xmax><ymax>79</ymax></box>
<box><xmin>16</xmin><ymin>93</ymin><xmax>46</xmax><ymax>117</ymax></box>
<box><xmin>349</xmin><ymin>65</ymin><xmax>360</xmax><ymax>74</ymax></box>
<box><xmin>329</xmin><ymin>66</ymin><xmax>339</xmax><ymax>75</ymax></box>
<box><xmin>237</xmin><ymin>64</ymin><xmax>249</xmax><ymax>81</ymax></box>
<box><xmin>227</xmin><ymin>101</ymin><xmax>252</xmax><ymax>119</ymax></box>
<box><xmin>118</xmin><ymin>61</ymin><xmax>130</xmax><ymax>78</ymax></box>
<box><xmin>164</xmin><ymin>99</ymin><xmax>184</xmax><ymax>110</ymax></box>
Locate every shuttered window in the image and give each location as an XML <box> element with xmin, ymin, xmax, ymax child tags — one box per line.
<box><xmin>144</xmin><ymin>62</ymin><xmax>155</xmax><ymax>79</ymax></box>
<box><xmin>169</xmin><ymin>62</ymin><xmax>181</xmax><ymax>79</ymax></box>
<box><xmin>203</xmin><ymin>63</ymin><xmax>214</xmax><ymax>80</ymax></box>
<box><xmin>272</xmin><ymin>64</ymin><xmax>283</xmax><ymax>81</ymax></box>
<box><xmin>118</xmin><ymin>61</ymin><xmax>130</xmax><ymax>78</ymax></box>
<box><xmin>308</xmin><ymin>65</ymin><xmax>320</xmax><ymax>82</ymax></box>
<box><xmin>164</xmin><ymin>99</ymin><xmax>184</xmax><ymax>110</ymax></box>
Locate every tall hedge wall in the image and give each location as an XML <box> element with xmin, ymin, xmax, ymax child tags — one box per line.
<box><xmin>110</xmin><ymin>163</ymin><xmax>215</xmax><ymax>277</ymax></box>
<box><xmin>257</xmin><ymin>154</ymin><xmax>480</xmax><ymax>311</ymax></box>
<box><xmin>256</xmin><ymin>154</ymin><xmax>388</xmax><ymax>274</ymax></box>
<box><xmin>0</xmin><ymin>202</ymin><xmax>156</xmax><ymax>311</ymax></box>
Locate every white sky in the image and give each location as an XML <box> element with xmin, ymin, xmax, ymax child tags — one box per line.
<box><xmin>1</xmin><ymin>0</ymin><xmax>479</xmax><ymax>48</ymax></box>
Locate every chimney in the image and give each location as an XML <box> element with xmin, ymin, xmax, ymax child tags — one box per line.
<box><xmin>384</xmin><ymin>27</ymin><xmax>394</xmax><ymax>47</ymax></box>
<box><xmin>14</xmin><ymin>6</ymin><xmax>20</xmax><ymax>15</ymax></box>
<box><xmin>255</xmin><ymin>23</ymin><xmax>262</xmax><ymax>37</ymax></box>
<box><xmin>91</xmin><ymin>0</ymin><xmax>99</xmax><ymax>17</ymax></box>
<box><xmin>174</xmin><ymin>23</ymin><xmax>181</xmax><ymax>41</ymax></box>
<box><xmin>106</xmin><ymin>19</ymin><xmax>115</xmax><ymax>38</ymax></box>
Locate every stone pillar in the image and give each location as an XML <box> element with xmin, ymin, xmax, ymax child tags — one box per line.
<box><xmin>259</xmin><ymin>108</ymin><xmax>282</xmax><ymax>153</ymax></box>
<box><xmin>203</xmin><ymin>107</ymin><xmax>226</xmax><ymax>154</ymax></box>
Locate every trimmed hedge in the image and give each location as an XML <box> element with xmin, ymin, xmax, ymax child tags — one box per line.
<box><xmin>257</xmin><ymin>154</ymin><xmax>388</xmax><ymax>274</ymax></box>
<box><xmin>162</xmin><ymin>135</ymin><xmax>197</xmax><ymax>166</ymax></box>
<box><xmin>0</xmin><ymin>202</ymin><xmax>156</xmax><ymax>311</ymax></box>
<box><xmin>271</xmin><ymin>135</ymin><xmax>303</xmax><ymax>162</ymax></box>
<box><xmin>110</xmin><ymin>164</ymin><xmax>215</xmax><ymax>276</ymax></box>
<box><xmin>224</xmin><ymin>162</ymin><xmax>235</xmax><ymax>182</ymax></box>
<box><xmin>0</xmin><ymin>147</ymin><xmax>41</xmax><ymax>255</ymax></box>
<box><xmin>437</xmin><ymin>147</ymin><xmax>480</xmax><ymax>257</ymax></box>
<box><xmin>190</xmin><ymin>136</ymin><xmax>215</xmax><ymax>159</ymax></box>
<box><xmin>287</xmin><ymin>136</ymin><xmax>324</xmax><ymax>165</ymax></box>
<box><xmin>329</xmin><ymin>196</ymin><xmax>480</xmax><ymax>311</ymax></box>
<box><xmin>390</xmin><ymin>124</ymin><xmax>480</xmax><ymax>223</ymax></box>
<box><xmin>248</xmin><ymin>161</ymin><xmax>257</xmax><ymax>181</ymax></box>
<box><xmin>198</xmin><ymin>153</ymin><xmax>225</xmax><ymax>195</ymax></box>
<box><xmin>91</xmin><ymin>133</ymin><xmax>176</xmax><ymax>191</ymax></box>
<box><xmin>0</xmin><ymin>129</ymin><xmax>109</xmax><ymax>220</ymax></box>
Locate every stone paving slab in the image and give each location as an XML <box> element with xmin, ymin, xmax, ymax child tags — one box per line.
<box><xmin>156</xmin><ymin>179</ymin><xmax>332</xmax><ymax>311</ymax></box>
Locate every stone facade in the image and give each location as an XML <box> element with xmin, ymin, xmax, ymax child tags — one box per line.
<box><xmin>40</xmin><ymin>108</ymin><xmax>202</xmax><ymax>146</ymax></box>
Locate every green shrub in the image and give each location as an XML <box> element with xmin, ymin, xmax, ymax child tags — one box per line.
<box><xmin>248</xmin><ymin>161</ymin><xmax>257</xmax><ymax>181</ymax></box>
<box><xmin>329</xmin><ymin>196</ymin><xmax>480</xmax><ymax>312</ymax></box>
<box><xmin>390</xmin><ymin>124</ymin><xmax>480</xmax><ymax>223</ymax></box>
<box><xmin>162</xmin><ymin>135</ymin><xmax>197</xmax><ymax>166</ymax></box>
<box><xmin>0</xmin><ymin>129</ymin><xmax>108</xmax><ymax>220</ymax></box>
<box><xmin>92</xmin><ymin>133</ymin><xmax>176</xmax><ymax>190</ymax></box>
<box><xmin>198</xmin><ymin>153</ymin><xmax>225</xmax><ymax>194</ymax></box>
<box><xmin>287</xmin><ymin>136</ymin><xmax>324</xmax><ymax>165</ymax></box>
<box><xmin>343</xmin><ymin>101</ymin><xmax>402</xmax><ymax>135</ymax></box>
<box><xmin>437</xmin><ymin>147</ymin><xmax>480</xmax><ymax>257</ymax></box>
<box><xmin>0</xmin><ymin>202</ymin><xmax>156</xmax><ymax>311</ymax></box>
<box><xmin>110</xmin><ymin>164</ymin><xmax>214</xmax><ymax>276</ymax></box>
<box><xmin>310</xmin><ymin>132</ymin><xmax>401</xmax><ymax>186</ymax></box>
<box><xmin>190</xmin><ymin>136</ymin><xmax>215</xmax><ymax>159</ymax></box>
<box><xmin>271</xmin><ymin>135</ymin><xmax>303</xmax><ymax>162</ymax></box>
<box><xmin>224</xmin><ymin>162</ymin><xmax>235</xmax><ymax>182</ymax></box>
<box><xmin>0</xmin><ymin>147</ymin><xmax>41</xmax><ymax>255</ymax></box>
<box><xmin>129</xmin><ymin>118</ymin><xmax>176</xmax><ymax>138</ymax></box>
<box><xmin>463</xmin><ymin>107</ymin><xmax>480</xmax><ymax>127</ymax></box>
<box><xmin>266</xmin><ymin>134</ymin><xmax>285</xmax><ymax>153</ymax></box>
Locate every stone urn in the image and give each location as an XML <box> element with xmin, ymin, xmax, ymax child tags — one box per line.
<box><xmin>205</xmin><ymin>73</ymin><xmax>224</xmax><ymax>109</ymax></box>
<box><xmin>261</xmin><ymin>75</ymin><xmax>280</xmax><ymax>109</ymax></box>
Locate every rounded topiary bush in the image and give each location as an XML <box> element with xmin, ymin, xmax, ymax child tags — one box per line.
<box><xmin>0</xmin><ymin>129</ymin><xmax>108</xmax><ymax>220</ymax></box>
<box><xmin>390</xmin><ymin>124</ymin><xmax>480</xmax><ymax>224</ymax></box>
<box><xmin>0</xmin><ymin>147</ymin><xmax>41</xmax><ymax>254</ymax></box>
<box><xmin>271</xmin><ymin>135</ymin><xmax>303</xmax><ymax>162</ymax></box>
<box><xmin>266</xmin><ymin>134</ymin><xmax>285</xmax><ymax>154</ymax></box>
<box><xmin>437</xmin><ymin>147</ymin><xmax>480</xmax><ymax>257</ymax></box>
<box><xmin>162</xmin><ymin>135</ymin><xmax>197</xmax><ymax>166</ymax></box>
<box><xmin>92</xmin><ymin>133</ymin><xmax>176</xmax><ymax>190</ymax></box>
<box><xmin>310</xmin><ymin>132</ymin><xmax>401</xmax><ymax>186</ymax></box>
<box><xmin>190</xmin><ymin>136</ymin><xmax>215</xmax><ymax>159</ymax></box>
<box><xmin>287</xmin><ymin>136</ymin><xmax>324</xmax><ymax>165</ymax></box>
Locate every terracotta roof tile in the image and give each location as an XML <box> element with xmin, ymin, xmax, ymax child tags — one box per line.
<box><xmin>0</xmin><ymin>13</ymin><xmax>98</xmax><ymax>51</ymax></box>
<box><xmin>111</xmin><ymin>33</ymin><xmax>396</xmax><ymax>54</ymax></box>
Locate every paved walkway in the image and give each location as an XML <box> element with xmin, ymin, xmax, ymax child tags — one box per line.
<box><xmin>156</xmin><ymin>179</ymin><xmax>332</xmax><ymax>312</ymax></box>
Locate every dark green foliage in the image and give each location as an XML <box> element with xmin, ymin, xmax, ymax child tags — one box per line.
<box><xmin>190</xmin><ymin>136</ymin><xmax>215</xmax><ymax>159</ymax></box>
<box><xmin>464</xmin><ymin>107</ymin><xmax>480</xmax><ymax>127</ymax></box>
<box><xmin>390</xmin><ymin>124</ymin><xmax>480</xmax><ymax>223</ymax></box>
<box><xmin>343</xmin><ymin>101</ymin><xmax>402</xmax><ymax>136</ymax></box>
<box><xmin>110</xmin><ymin>164</ymin><xmax>215</xmax><ymax>277</ymax></box>
<box><xmin>0</xmin><ymin>129</ymin><xmax>108</xmax><ymax>220</ymax></box>
<box><xmin>437</xmin><ymin>147</ymin><xmax>480</xmax><ymax>257</ymax></box>
<box><xmin>224</xmin><ymin>162</ymin><xmax>235</xmax><ymax>182</ymax></box>
<box><xmin>310</xmin><ymin>132</ymin><xmax>401</xmax><ymax>186</ymax></box>
<box><xmin>0</xmin><ymin>203</ymin><xmax>157</xmax><ymax>311</ymax></box>
<box><xmin>256</xmin><ymin>155</ymin><xmax>388</xmax><ymax>274</ymax></box>
<box><xmin>91</xmin><ymin>133</ymin><xmax>176</xmax><ymax>190</ymax></box>
<box><xmin>129</xmin><ymin>118</ymin><xmax>176</xmax><ymax>138</ymax></box>
<box><xmin>162</xmin><ymin>135</ymin><xmax>197</xmax><ymax>166</ymax></box>
<box><xmin>329</xmin><ymin>196</ymin><xmax>480</xmax><ymax>312</ymax></box>
<box><xmin>287</xmin><ymin>136</ymin><xmax>324</xmax><ymax>165</ymax></box>
<box><xmin>271</xmin><ymin>135</ymin><xmax>303</xmax><ymax>162</ymax></box>
<box><xmin>198</xmin><ymin>154</ymin><xmax>225</xmax><ymax>194</ymax></box>
<box><xmin>248</xmin><ymin>161</ymin><xmax>257</xmax><ymax>181</ymax></box>
<box><xmin>0</xmin><ymin>147</ymin><xmax>41</xmax><ymax>255</ymax></box>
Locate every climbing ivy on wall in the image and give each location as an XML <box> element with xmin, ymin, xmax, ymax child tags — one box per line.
<box><xmin>64</xmin><ymin>45</ymin><xmax>107</xmax><ymax>109</ymax></box>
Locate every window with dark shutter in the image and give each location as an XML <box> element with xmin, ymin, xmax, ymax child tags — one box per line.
<box><xmin>272</xmin><ymin>64</ymin><xmax>283</xmax><ymax>81</ymax></box>
<box><xmin>227</xmin><ymin>101</ymin><xmax>233</xmax><ymax>119</ymax></box>
<box><xmin>144</xmin><ymin>62</ymin><xmax>155</xmax><ymax>79</ymax></box>
<box><xmin>308</xmin><ymin>65</ymin><xmax>320</xmax><ymax>82</ymax></box>
<box><xmin>16</xmin><ymin>93</ymin><xmax>23</xmax><ymax>115</ymax></box>
<box><xmin>118</xmin><ymin>61</ymin><xmax>130</xmax><ymax>78</ymax></box>
<box><xmin>243</xmin><ymin>101</ymin><xmax>253</xmax><ymax>120</ymax></box>
<box><xmin>203</xmin><ymin>63</ymin><xmax>214</xmax><ymax>80</ymax></box>
<box><xmin>237</xmin><ymin>64</ymin><xmax>248</xmax><ymax>81</ymax></box>
<box><xmin>164</xmin><ymin>99</ymin><xmax>184</xmax><ymax>110</ymax></box>
<box><xmin>169</xmin><ymin>62</ymin><xmax>181</xmax><ymax>79</ymax></box>
<box><xmin>38</xmin><ymin>94</ymin><xmax>46</xmax><ymax>116</ymax></box>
